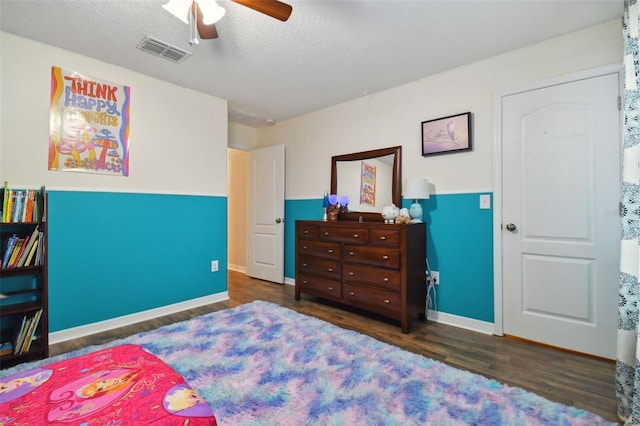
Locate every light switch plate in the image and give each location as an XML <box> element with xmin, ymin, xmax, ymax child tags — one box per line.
<box><xmin>480</xmin><ymin>194</ymin><xmax>491</xmax><ymax>209</ymax></box>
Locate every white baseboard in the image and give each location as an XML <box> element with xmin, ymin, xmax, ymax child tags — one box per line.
<box><xmin>49</xmin><ymin>290</ymin><xmax>494</xmax><ymax>346</ymax></box>
<box><xmin>228</xmin><ymin>264</ymin><xmax>246</xmax><ymax>273</ymax></box>
<box><xmin>49</xmin><ymin>291</ymin><xmax>230</xmax><ymax>345</ymax></box>
<box><xmin>427</xmin><ymin>309</ymin><xmax>494</xmax><ymax>335</ymax></box>
<box><xmin>284</xmin><ymin>277</ymin><xmax>295</xmax><ymax>286</ymax></box>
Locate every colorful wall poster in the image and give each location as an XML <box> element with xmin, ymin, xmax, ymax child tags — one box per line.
<box><xmin>359</xmin><ymin>161</ymin><xmax>376</xmax><ymax>207</ymax></box>
<box><xmin>49</xmin><ymin>66</ymin><xmax>130</xmax><ymax>176</ymax></box>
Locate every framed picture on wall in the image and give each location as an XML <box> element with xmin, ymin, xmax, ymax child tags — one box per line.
<box><xmin>421</xmin><ymin>112</ymin><xmax>472</xmax><ymax>157</ymax></box>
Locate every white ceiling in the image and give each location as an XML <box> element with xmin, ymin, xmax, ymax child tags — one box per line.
<box><xmin>0</xmin><ymin>0</ymin><xmax>623</xmax><ymax>127</ymax></box>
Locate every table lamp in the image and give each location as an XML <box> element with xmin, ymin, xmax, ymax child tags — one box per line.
<box><xmin>404</xmin><ymin>178</ymin><xmax>430</xmax><ymax>223</ymax></box>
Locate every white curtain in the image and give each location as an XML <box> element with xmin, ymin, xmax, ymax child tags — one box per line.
<box><xmin>617</xmin><ymin>0</ymin><xmax>640</xmax><ymax>424</ymax></box>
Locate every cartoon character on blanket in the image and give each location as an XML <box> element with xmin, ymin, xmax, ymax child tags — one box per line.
<box><xmin>0</xmin><ymin>344</ymin><xmax>216</xmax><ymax>425</ymax></box>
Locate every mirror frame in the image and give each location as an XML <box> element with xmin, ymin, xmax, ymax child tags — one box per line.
<box><xmin>331</xmin><ymin>146</ymin><xmax>402</xmax><ymax>222</ymax></box>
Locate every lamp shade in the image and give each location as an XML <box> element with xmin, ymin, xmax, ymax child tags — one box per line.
<box><xmin>404</xmin><ymin>178</ymin><xmax>430</xmax><ymax>200</ymax></box>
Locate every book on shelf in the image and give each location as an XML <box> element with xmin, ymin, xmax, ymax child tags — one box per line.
<box><xmin>24</xmin><ymin>309</ymin><xmax>42</xmax><ymax>353</ymax></box>
<box><xmin>35</xmin><ymin>230</ymin><xmax>44</xmax><ymax>266</ymax></box>
<box><xmin>24</xmin><ymin>234</ymin><xmax>40</xmax><ymax>267</ymax></box>
<box><xmin>0</xmin><ymin>341</ymin><xmax>13</xmax><ymax>356</ymax></box>
<box><xmin>13</xmin><ymin>316</ymin><xmax>28</xmax><ymax>354</ymax></box>
<box><xmin>15</xmin><ymin>226</ymin><xmax>39</xmax><ymax>268</ymax></box>
<box><xmin>24</xmin><ymin>190</ymin><xmax>35</xmax><ymax>222</ymax></box>
<box><xmin>12</xmin><ymin>309</ymin><xmax>43</xmax><ymax>355</ymax></box>
<box><xmin>7</xmin><ymin>190</ymin><xmax>23</xmax><ymax>223</ymax></box>
<box><xmin>2</xmin><ymin>187</ymin><xmax>13</xmax><ymax>223</ymax></box>
<box><xmin>1</xmin><ymin>185</ymin><xmax>43</xmax><ymax>223</ymax></box>
<box><xmin>2</xmin><ymin>234</ymin><xmax>18</xmax><ymax>268</ymax></box>
<box><xmin>11</xmin><ymin>236</ymin><xmax>29</xmax><ymax>267</ymax></box>
<box><xmin>1</xmin><ymin>181</ymin><xmax>7</xmax><ymax>222</ymax></box>
<box><xmin>6</xmin><ymin>238</ymin><xmax>25</xmax><ymax>268</ymax></box>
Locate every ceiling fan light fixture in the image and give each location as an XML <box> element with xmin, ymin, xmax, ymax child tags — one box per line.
<box><xmin>163</xmin><ymin>0</ymin><xmax>191</xmax><ymax>24</ymax></box>
<box><xmin>196</xmin><ymin>0</ymin><xmax>226</xmax><ymax>25</ymax></box>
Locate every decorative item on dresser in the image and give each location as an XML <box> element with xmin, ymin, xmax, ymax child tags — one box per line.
<box><xmin>295</xmin><ymin>220</ymin><xmax>426</xmax><ymax>333</ymax></box>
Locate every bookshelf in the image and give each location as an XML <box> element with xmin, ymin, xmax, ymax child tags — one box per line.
<box><xmin>0</xmin><ymin>185</ymin><xmax>48</xmax><ymax>368</ymax></box>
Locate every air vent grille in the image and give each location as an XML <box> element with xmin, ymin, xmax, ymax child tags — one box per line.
<box><xmin>137</xmin><ymin>36</ymin><xmax>191</xmax><ymax>63</ymax></box>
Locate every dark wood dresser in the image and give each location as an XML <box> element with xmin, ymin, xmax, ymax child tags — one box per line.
<box><xmin>295</xmin><ymin>220</ymin><xmax>427</xmax><ymax>333</ymax></box>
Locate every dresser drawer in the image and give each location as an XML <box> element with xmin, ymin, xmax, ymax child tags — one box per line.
<box><xmin>295</xmin><ymin>220</ymin><xmax>427</xmax><ymax>334</ymax></box>
<box><xmin>342</xmin><ymin>263</ymin><xmax>400</xmax><ymax>291</ymax></box>
<box><xmin>298</xmin><ymin>273</ymin><xmax>342</xmax><ymax>299</ymax></box>
<box><xmin>298</xmin><ymin>224</ymin><xmax>318</xmax><ymax>239</ymax></box>
<box><xmin>298</xmin><ymin>255</ymin><xmax>341</xmax><ymax>280</ymax></box>
<box><xmin>319</xmin><ymin>226</ymin><xmax>368</xmax><ymax>244</ymax></box>
<box><xmin>343</xmin><ymin>245</ymin><xmax>400</xmax><ymax>269</ymax></box>
<box><xmin>298</xmin><ymin>240</ymin><xmax>341</xmax><ymax>260</ymax></box>
<box><xmin>343</xmin><ymin>283</ymin><xmax>400</xmax><ymax>314</ymax></box>
<box><xmin>369</xmin><ymin>229</ymin><xmax>400</xmax><ymax>247</ymax></box>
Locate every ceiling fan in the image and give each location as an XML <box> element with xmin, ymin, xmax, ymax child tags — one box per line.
<box><xmin>164</xmin><ymin>0</ymin><xmax>293</xmax><ymax>41</ymax></box>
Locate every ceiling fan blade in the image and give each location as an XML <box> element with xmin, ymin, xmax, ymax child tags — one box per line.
<box><xmin>191</xmin><ymin>1</ymin><xmax>219</xmax><ymax>39</ymax></box>
<box><xmin>231</xmin><ymin>0</ymin><xmax>292</xmax><ymax>22</ymax></box>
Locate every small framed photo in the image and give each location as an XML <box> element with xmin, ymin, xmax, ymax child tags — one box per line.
<box><xmin>421</xmin><ymin>112</ymin><xmax>472</xmax><ymax>157</ymax></box>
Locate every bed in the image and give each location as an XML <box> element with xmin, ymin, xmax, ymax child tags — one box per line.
<box><xmin>0</xmin><ymin>344</ymin><xmax>216</xmax><ymax>425</ymax></box>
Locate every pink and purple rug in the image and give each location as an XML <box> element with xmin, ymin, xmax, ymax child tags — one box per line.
<box><xmin>1</xmin><ymin>300</ymin><xmax>615</xmax><ymax>425</ymax></box>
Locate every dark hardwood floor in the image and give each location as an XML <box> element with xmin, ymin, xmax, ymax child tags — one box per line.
<box><xmin>51</xmin><ymin>270</ymin><xmax>619</xmax><ymax>423</ymax></box>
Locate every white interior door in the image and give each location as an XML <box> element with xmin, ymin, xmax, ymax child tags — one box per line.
<box><xmin>247</xmin><ymin>145</ymin><xmax>285</xmax><ymax>284</ymax></box>
<box><xmin>501</xmin><ymin>71</ymin><xmax>620</xmax><ymax>359</ymax></box>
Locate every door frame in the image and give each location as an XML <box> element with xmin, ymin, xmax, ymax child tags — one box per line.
<box><xmin>492</xmin><ymin>63</ymin><xmax>623</xmax><ymax>336</ymax></box>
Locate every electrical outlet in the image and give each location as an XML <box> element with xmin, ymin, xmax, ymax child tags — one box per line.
<box><xmin>431</xmin><ymin>271</ymin><xmax>439</xmax><ymax>285</ymax></box>
<box><xmin>211</xmin><ymin>260</ymin><xmax>219</xmax><ymax>272</ymax></box>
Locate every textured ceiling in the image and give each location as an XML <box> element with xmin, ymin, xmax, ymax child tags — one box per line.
<box><xmin>0</xmin><ymin>0</ymin><xmax>624</xmax><ymax>127</ymax></box>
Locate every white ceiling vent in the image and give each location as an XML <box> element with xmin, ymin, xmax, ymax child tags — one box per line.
<box><xmin>137</xmin><ymin>36</ymin><xmax>191</xmax><ymax>63</ymax></box>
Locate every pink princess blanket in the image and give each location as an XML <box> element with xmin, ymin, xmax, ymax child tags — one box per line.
<box><xmin>0</xmin><ymin>344</ymin><xmax>216</xmax><ymax>425</ymax></box>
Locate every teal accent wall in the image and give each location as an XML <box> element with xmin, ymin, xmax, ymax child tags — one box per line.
<box><xmin>47</xmin><ymin>191</ymin><xmax>228</xmax><ymax>332</ymax></box>
<box><xmin>284</xmin><ymin>199</ymin><xmax>323</xmax><ymax>279</ymax></box>
<box><xmin>413</xmin><ymin>193</ymin><xmax>494</xmax><ymax>322</ymax></box>
<box><xmin>284</xmin><ymin>193</ymin><xmax>494</xmax><ymax>323</ymax></box>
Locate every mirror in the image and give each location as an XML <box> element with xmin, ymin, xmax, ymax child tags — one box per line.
<box><xmin>331</xmin><ymin>146</ymin><xmax>402</xmax><ymax>222</ymax></box>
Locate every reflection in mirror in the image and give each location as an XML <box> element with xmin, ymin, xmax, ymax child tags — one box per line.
<box><xmin>335</xmin><ymin>155</ymin><xmax>395</xmax><ymax>213</ymax></box>
<box><xmin>331</xmin><ymin>146</ymin><xmax>402</xmax><ymax>222</ymax></box>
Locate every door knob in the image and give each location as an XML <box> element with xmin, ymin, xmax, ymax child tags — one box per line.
<box><xmin>506</xmin><ymin>223</ymin><xmax>517</xmax><ymax>232</ymax></box>
<box><xmin>275</xmin><ymin>218</ymin><xmax>284</xmax><ymax>224</ymax></box>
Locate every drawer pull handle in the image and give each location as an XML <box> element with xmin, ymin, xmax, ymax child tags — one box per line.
<box><xmin>383</xmin><ymin>277</ymin><xmax>389</xmax><ymax>282</ymax></box>
<box><xmin>349</xmin><ymin>272</ymin><xmax>355</xmax><ymax>276</ymax></box>
<box><xmin>324</xmin><ymin>231</ymin><xmax>329</xmax><ymax>236</ymax></box>
<box><xmin>353</xmin><ymin>233</ymin><xmax>359</xmax><ymax>238</ymax></box>
<box><xmin>303</xmin><ymin>280</ymin><xmax>308</xmax><ymax>284</ymax></box>
<box><xmin>349</xmin><ymin>291</ymin><xmax>355</xmax><ymax>296</ymax></box>
<box><xmin>349</xmin><ymin>251</ymin><xmax>355</xmax><ymax>256</ymax></box>
<box><xmin>303</xmin><ymin>246</ymin><xmax>308</xmax><ymax>250</ymax></box>
<box><xmin>328</xmin><ymin>268</ymin><xmax>333</xmax><ymax>272</ymax></box>
<box><xmin>384</xmin><ymin>299</ymin><xmax>390</xmax><ymax>304</ymax></box>
<box><xmin>382</xmin><ymin>255</ymin><xmax>389</xmax><ymax>260</ymax></box>
<box><xmin>380</xmin><ymin>236</ymin><xmax>386</xmax><ymax>240</ymax></box>
<box><xmin>303</xmin><ymin>263</ymin><xmax>307</xmax><ymax>267</ymax></box>
<box><xmin>328</xmin><ymin>249</ymin><xmax>334</xmax><ymax>253</ymax></box>
<box><xmin>304</xmin><ymin>230</ymin><xmax>309</xmax><ymax>234</ymax></box>
<box><xmin>328</xmin><ymin>286</ymin><xmax>333</xmax><ymax>291</ymax></box>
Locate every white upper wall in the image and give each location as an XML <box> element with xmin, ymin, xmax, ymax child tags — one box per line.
<box><xmin>229</xmin><ymin>122</ymin><xmax>258</xmax><ymax>150</ymax></box>
<box><xmin>257</xmin><ymin>20</ymin><xmax>623</xmax><ymax>198</ymax></box>
<box><xmin>0</xmin><ymin>32</ymin><xmax>228</xmax><ymax>196</ymax></box>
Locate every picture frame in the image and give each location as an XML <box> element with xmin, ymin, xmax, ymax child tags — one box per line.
<box><xmin>421</xmin><ymin>112</ymin><xmax>472</xmax><ymax>157</ymax></box>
